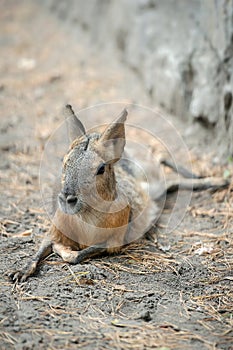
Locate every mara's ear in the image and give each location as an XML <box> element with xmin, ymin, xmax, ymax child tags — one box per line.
<box><xmin>64</xmin><ymin>104</ymin><xmax>86</xmax><ymax>143</ymax></box>
<box><xmin>97</xmin><ymin>108</ymin><xmax>128</xmax><ymax>163</ymax></box>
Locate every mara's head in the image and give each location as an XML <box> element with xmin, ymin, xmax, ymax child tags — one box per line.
<box><xmin>58</xmin><ymin>105</ymin><xmax>127</xmax><ymax>215</ymax></box>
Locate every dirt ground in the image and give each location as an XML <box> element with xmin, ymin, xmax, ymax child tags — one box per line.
<box><xmin>0</xmin><ymin>2</ymin><xmax>233</xmax><ymax>349</ymax></box>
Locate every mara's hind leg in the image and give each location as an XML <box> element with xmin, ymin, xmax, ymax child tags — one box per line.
<box><xmin>155</xmin><ymin>176</ymin><xmax>229</xmax><ymax>199</ymax></box>
<box><xmin>166</xmin><ymin>177</ymin><xmax>229</xmax><ymax>193</ymax></box>
<box><xmin>160</xmin><ymin>158</ymin><xmax>229</xmax><ymax>192</ymax></box>
<box><xmin>150</xmin><ymin>176</ymin><xmax>229</xmax><ymax>247</ymax></box>
<box><xmin>160</xmin><ymin>158</ymin><xmax>200</xmax><ymax>179</ymax></box>
<box><xmin>9</xmin><ymin>236</ymin><xmax>52</xmax><ymax>282</ymax></box>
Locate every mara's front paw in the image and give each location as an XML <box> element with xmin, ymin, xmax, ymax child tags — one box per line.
<box><xmin>9</xmin><ymin>261</ymin><xmax>37</xmax><ymax>283</ymax></box>
<box><xmin>9</xmin><ymin>269</ymin><xmax>30</xmax><ymax>283</ymax></box>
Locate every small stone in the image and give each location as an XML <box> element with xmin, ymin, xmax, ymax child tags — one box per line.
<box><xmin>139</xmin><ymin>310</ymin><xmax>152</xmax><ymax>322</ymax></box>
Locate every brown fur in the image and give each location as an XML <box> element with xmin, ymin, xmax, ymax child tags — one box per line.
<box><xmin>9</xmin><ymin>106</ymin><xmax>229</xmax><ymax>282</ymax></box>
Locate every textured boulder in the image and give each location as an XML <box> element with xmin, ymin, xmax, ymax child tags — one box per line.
<box><xmin>40</xmin><ymin>0</ymin><xmax>233</xmax><ymax>157</ymax></box>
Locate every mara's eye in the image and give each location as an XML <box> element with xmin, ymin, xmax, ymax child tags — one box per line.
<box><xmin>96</xmin><ymin>163</ymin><xmax>106</xmax><ymax>175</ymax></box>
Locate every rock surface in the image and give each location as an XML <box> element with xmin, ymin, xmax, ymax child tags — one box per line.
<box><xmin>40</xmin><ymin>0</ymin><xmax>233</xmax><ymax>157</ymax></box>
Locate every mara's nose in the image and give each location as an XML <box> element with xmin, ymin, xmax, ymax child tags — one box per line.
<box><xmin>66</xmin><ymin>195</ymin><xmax>77</xmax><ymax>205</ymax></box>
<box><xmin>58</xmin><ymin>193</ymin><xmax>77</xmax><ymax>205</ymax></box>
